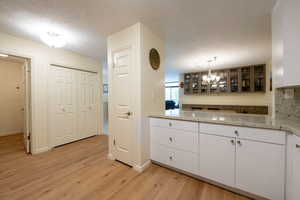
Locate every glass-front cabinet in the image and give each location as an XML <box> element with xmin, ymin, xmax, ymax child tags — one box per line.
<box><xmin>241</xmin><ymin>67</ymin><xmax>251</xmax><ymax>92</ymax></box>
<box><xmin>218</xmin><ymin>70</ymin><xmax>229</xmax><ymax>93</ymax></box>
<box><xmin>183</xmin><ymin>64</ymin><xmax>266</xmax><ymax>95</ymax></box>
<box><xmin>230</xmin><ymin>69</ymin><xmax>239</xmax><ymax>92</ymax></box>
<box><xmin>254</xmin><ymin>65</ymin><xmax>266</xmax><ymax>92</ymax></box>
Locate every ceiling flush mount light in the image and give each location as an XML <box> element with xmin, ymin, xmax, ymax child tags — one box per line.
<box><xmin>0</xmin><ymin>53</ymin><xmax>8</xmax><ymax>57</ymax></box>
<box><xmin>40</xmin><ymin>32</ymin><xmax>66</xmax><ymax>48</ymax></box>
<box><xmin>202</xmin><ymin>57</ymin><xmax>221</xmax><ymax>85</ymax></box>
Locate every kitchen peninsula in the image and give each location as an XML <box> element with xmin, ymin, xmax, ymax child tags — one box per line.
<box><xmin>149</xmin><ymin>110</ymin><xmax>300</xmax><ymax>200</ymax></box>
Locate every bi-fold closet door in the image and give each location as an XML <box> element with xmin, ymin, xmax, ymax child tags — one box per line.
<box><xmin>49</xmin><ymin>66</ymin><xmax>99</xmax><ymax>147</ymax></box>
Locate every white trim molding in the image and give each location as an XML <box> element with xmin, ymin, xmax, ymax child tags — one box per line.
<box><xmin>133</xmin><ymin>160</ymin><xmax>151</xmax><ymax>173</ymax></box>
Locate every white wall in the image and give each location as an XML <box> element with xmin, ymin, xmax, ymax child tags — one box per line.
<box><xmin>0</xmin><ymin>32</ymin><xmax>102</xmax><ymax>153</ymax></box>
<box><xmin>180</xmin><ymin>61</ymin><xmax>273</xmax><ymax>114</ymax></box>
<box><xmin>140</xmin><ymin>23</ymin><xmax>165</xmax><ymax>165</ymax></box>
<box><xmin>107</xmin><ymin>23</ymin><xmax>164</xmax><ymax>170</ymax></box>
<box><xmin>0</xmin><ymin>59</ymin><xmax>24</xmax><ymax>136</ymax></box>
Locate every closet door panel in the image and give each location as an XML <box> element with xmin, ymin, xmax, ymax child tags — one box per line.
<box><xmin>86</xmin><ymin>73</ymin><xmax>98</xmax><ymax>136</ymax></box>
<box><xmin>77</xmin><ymin>72</ymin><xmax>98</xmax><ymax>139</ymax></box>
<box><xmin>78</xmin><ymin>72</ymin><xmax>88</xmax><ymax>139</ymax></box>
<box><xmin>50</xmin><ymin>67</ymin><xmax>77</xmax><ymax>147</ymax></box>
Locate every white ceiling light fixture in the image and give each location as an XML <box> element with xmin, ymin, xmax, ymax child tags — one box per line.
<box><xmin>0</xmin><ymin>53</ymin><xmax>9</xmax><ymax>57</ymax></box>
<box><xmin>202</xmin><ymin>57</ymin><xmax>221</xmax><ymax>84</ymax></box>
<box><xmin>40</xmin><ymin>31</ymin><xmax>66</xmax><ymax>48</ymax></box>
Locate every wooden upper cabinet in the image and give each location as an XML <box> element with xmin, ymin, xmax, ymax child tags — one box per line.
<box><xmin>183</xmin><ymin>64</ymin><xmax>266</xmax><ymax>95</ymax></box>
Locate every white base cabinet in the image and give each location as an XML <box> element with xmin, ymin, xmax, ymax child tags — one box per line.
<box><xmin>287</xmin><ymin>135</ymin><xmax>300</xmax><ymax>200</ymax></box>
<box><xmin>150</xmin><ymin>118</ymin><xmax>286</xmax><ymax>200</ymax></box>
<box><xmin>150</xmin><ymin>118</ymin><xmax>199</xmax><ymax>175</ymax></box>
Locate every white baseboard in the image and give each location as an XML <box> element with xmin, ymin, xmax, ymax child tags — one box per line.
<box><xmin>31</xmin><ymin>147</ymin><xmax>51</xmax><ymax>154</ymax></box>
<box><xmin>107</xmin><ymin>153</ymin><xmax>115</xmax><ymax>160</ymax></box>
<box><xmin>133</xmin><ymin>160</ymin><xmax>151</xmax><ymax>173</ymax></box>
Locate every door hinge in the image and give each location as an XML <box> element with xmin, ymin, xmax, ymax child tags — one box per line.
<box><xmin>113</xmin><ymin>139</ymin><xmax>116</xmax><ymax>146</ymax></box>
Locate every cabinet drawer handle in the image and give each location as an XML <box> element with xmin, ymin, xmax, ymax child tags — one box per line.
<box><xmin>169</xmin><ymin>122</ymin><xmax>172</xmax><ymax>127</ymax></box>
<box><xmin>237</xmin><ymin>140</ymin><xmax>242</xmax><ymax>145</ymax></box>
<box><xmin>169</xmin><ymin>156</ymin><xmax>173</xmax><ymax>160</ymax></box>
<box><xmin>234</xmin><ymin>130</ymin><xmax>239</xmax><ymax>136</ymax></box>
<box><xmin>296</xmin><ymin>144</ymin><xmax>300</xmax><ymax>148</ymax></box>
<box><xmin>169</xmin><ymin>137</ymin><xmax>173</xmax><ymax>142</ymax></box>
<box><xmin>230</xmin><ymin>139</ymin><xmax>235</xmax><ymax>145</ymax></box>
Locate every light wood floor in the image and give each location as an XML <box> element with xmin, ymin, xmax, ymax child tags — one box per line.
<box><xmin>0</xmin><ymin>134</ymin><xmax>250</xmax><ymax>200</ymax></box>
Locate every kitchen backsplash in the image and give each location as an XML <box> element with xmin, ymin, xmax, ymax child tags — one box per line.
<box><xmin>275</xmin><ymin>88</ymin><xmax>300</xmax><ymax>120</ymax></box>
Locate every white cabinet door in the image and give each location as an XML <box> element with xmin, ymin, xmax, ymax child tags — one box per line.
<box><xmin>49</xmin><ymin>67</ymin><xmax>77</xmax><ymax>147</ymax></box>
<box><xmin>199</xmin><ymin>133</ymin><xmax>236</xmax><ymax>187</ymax></box>
<box><xmin>236</xmin><ymin>139</ymin><xmax>285</xmax><ymax>200</ymax></box>
<box><xmin>287</xmin><ymin>135</ymin><xmax>300</xmax><ymax>200</ymax></box>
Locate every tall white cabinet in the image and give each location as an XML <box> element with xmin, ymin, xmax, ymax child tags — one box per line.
<box><xmin>272</xmin><ymin>0</ymin><xmax>300</xmax><ymax>88</ymax></box>
<box><xmin>49</xmin><ymin>66</ymin><xmax>99</xmax><ymax>147</ymax></box>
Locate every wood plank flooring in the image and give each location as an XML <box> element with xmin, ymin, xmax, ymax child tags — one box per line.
<box><xmin>0</xmin><ymin>134</ymin><xmax>250</xmax><ymax>200</ymax></box>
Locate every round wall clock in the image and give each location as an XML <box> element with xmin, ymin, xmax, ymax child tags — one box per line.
<box><xmin>149</xmin><ymin>48</ymin><xmax>160</xmax><ymax>70</ymax></box>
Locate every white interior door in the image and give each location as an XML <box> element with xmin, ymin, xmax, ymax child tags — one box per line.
<box><xmin>78</xmin><ymin>72</ymin><xmax>98</xmax><ymax>139</ymax></box>
<box><xmin>111</xmin><ymin>47</ymin><xmax>133</xmax><ymax>166</ymax></box>
<box><xmin>49</xmin><ymin>67</ymin><xmax>77</xmax><ymax>147</ymax></box>
<box><xmin>23</xmin><ymin>60</ymin><xmax>31</xmax><ymax>153</ymax></box>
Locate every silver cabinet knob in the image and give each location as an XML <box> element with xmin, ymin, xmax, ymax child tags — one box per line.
<box><xmin>235</xmin><ymin>130</ymin><xmax>239</xmax><ymax>136</ymax></box>
<box><xmin>169</xmin><ymin>137</ymin><xmax>173</xmax><ymax>142</ymax></box>
<box><xmin>230</xmin><ymin>139</ymin><xmax>235</xmax><ymax>145</ymax></box>
<box><xmin>169</xmin><ymin>156</ymin><xmax>173</xmax><ymax>160</ymax></box>
<box><xmin>237</xmin><ymin>140</ymin><xmax>242</xmax><ymax>145</ymax></box>
<box><xmin>296</xmin><ymin>144</ymin><xmax>300</xmax><ymax>148</ymax></box>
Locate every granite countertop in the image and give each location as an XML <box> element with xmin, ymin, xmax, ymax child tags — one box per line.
<box><xmin>149</xmin><ymin>109</ymin><xmax>300</xmax><ymax>137</ymax></box>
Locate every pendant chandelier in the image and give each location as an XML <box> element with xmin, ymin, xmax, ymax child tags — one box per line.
<box><xmin>202</xmin><ymin>57</ymin><xmax>220</xmax><ymax>84</ymax></box>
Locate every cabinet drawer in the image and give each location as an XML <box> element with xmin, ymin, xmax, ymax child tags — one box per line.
<box><xmin>200</xmin><ymin>123</ymin><xmax>286</xmax><ymax>145</ymax></box>
<box><xmin>151</xmin><ymin>143</ymin><xmax>198</xmax><ymax>174</ymax></box>
<box><xmin>237</xmin><ymin>127</ymin><xmax>286</xmax><ymax>145</ymax></box>
<box><xmin>150</xmin><ymin>118</ymin><xmax>197</xmax><ymax>132</ymax></box>
<box><xmin>200</xmin><ymin>123</ymin><xmax>237</xmax><ymax>138</ymax></box>
<box><xmin>151</xmin><ymin>126</ymin><xmax>198</xmax><ymax>153</ymax></box>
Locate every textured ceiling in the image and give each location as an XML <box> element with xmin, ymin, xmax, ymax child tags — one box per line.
<box><xmin>0</xmin><ymin>0</ymin><xmax>276</xmax><ymax>81</ymax></box>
